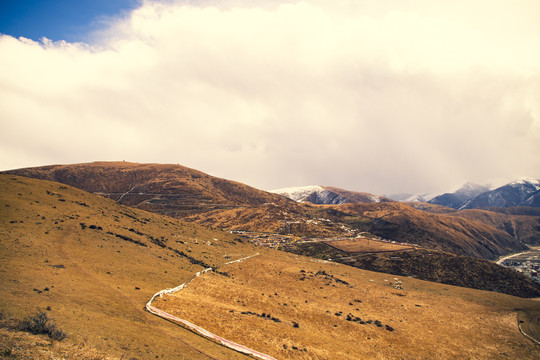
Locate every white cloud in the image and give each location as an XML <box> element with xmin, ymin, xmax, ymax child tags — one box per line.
<box><xmin>1</xmin><ymin>0</ymin><xmax>539</xmax><ymax>194</ymax></box>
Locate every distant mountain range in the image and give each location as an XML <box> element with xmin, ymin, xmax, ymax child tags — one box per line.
<box><xmin>389</xmin><ymin>178</ymin><xmax>540</xmax><ymax>210</ymax></box>
<box><xmin>270</xmin><ymin>185</ymin><xmax>393</xmax><ymax>205</ymax></box>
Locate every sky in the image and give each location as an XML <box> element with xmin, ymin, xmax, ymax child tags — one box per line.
<box><xmin>1</xmin><ymin>0</ymin><xmax>539</xmax><ymax>195</ymax></box>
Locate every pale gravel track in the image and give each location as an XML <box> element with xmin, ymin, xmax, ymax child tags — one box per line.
<box><xmin>145</xmin><ymin>253</ymin><xmax>278</xmax><ymax>360</ymax></box>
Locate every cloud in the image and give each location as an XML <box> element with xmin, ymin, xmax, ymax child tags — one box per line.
<box><xmin>1</xmin><ymin>0</ymin><xmax>539</xmax><ymax>194</ymax></box>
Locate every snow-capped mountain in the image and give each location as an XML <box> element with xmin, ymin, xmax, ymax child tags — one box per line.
<box><xmin>387</xmin><ymin>192</ymin><xmax>442</xmax><ymax>202</ymax></box>
<box><xmin>428</xmin><ymin>182</ymin><xmax>490</xmax><ymax>209</ymax></box>
<box><xmin>459</xmin><ymin>178</ymin><xmax>540</xmax><ymax>209</ymax></box>
<box><xmin>390</xmin><ymin>178</ymin><xmax>540</xmax><ymax>209</ymax></box>
<box><xmin>270</xmin><ymin>185</ymin><xmax>392</xmax><ymax>205</ymax></box>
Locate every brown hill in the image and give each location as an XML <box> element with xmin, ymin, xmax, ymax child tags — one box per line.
<box><xmin>0</xmin><ymin>174</ymin><xmax>259</xmax><ymax>360</ymax></box>
<box><xmin>407</xmin><ymin>202</ymin><xmax>540</xmax><ymax>245</ymax></box>
<box><xmin>184</xmin><ymin>203</ymin><xmax>357</xmax><ymax>237</ymax></box>
<box><xmin>152</xmin><ymin>251</ymin><xmax>540</xmax><ymax>359</ymax></box>
<box><xmin>4</xmin><ymin>161</ymin><xmax>294</xmax><ymax>217</ymax></box>
<box><xmin>1</xmin><ymin>175</ymin><xmax>539</xmax><ymax>359</ymax></box>
<box><xmin>5</xmin><ymin>162</ymin><xmax>533</xmax><ymax>259</ymax></box>
<box><xmin>317</xmin><ymin>203</ymin><xmax>528</xmax><ymax>260</ymax></box>
<box><xmin>285</xmin><ymin>242</ymin><xmax>540</xmax><ymax>298</ymax></box>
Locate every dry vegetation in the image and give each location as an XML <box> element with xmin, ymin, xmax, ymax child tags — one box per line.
<box><xmin>6</xmin><ymin>162</ymin><xmax>532</xmax><ymax>261</ymax></box>
<box><xmin>4</xmin><ymin>161</ymin><xmax>293</xmax><ymax>217</ymax></box>
<box><xmin>155</xmin><ymin>252</ymin><xmax>540</xmax><ymax>360</ymax></box>
<box><xmin>318</xmin><ymin>203</ymin><xmax>527</xmax><ymax>259</ymax></box>
<box><xmin>0</xmin><ymin>174</ymin><xmax>257</xmax><ymax>359</ymax></box>
<box><xmin>322</xmin><ymin>238</ymin><xmax>414</xmax><ymax>253</ymax></box>
<box><xmin>2</xmin><ymin>168</ymin><xmax>540</xmax><ymax>359</ymax></box>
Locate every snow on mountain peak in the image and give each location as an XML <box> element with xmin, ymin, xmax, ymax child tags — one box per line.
<box><xmin>270</xmin><ymin>185</ymin><xmax>325</xmax><ymax>203</ymax></box>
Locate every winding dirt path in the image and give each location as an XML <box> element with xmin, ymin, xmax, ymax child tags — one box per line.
<box><xmin>145</xmin><ymin>253</ymin><xmax>278</xmax><ymax>360</ymax></box>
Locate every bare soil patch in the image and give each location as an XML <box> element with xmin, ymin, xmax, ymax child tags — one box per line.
<box><xmin>322</xmin><ymin>238</ymin><xmax>414</xmax><ymax>253</ymax></box>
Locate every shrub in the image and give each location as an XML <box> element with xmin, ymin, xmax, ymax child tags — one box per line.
<box><xmin>18</xmin><ymin>312</ymin><xmax>67</xmax><ymax>341</ymax></box>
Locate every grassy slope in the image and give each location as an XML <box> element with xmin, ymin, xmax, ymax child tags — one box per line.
<box><xmin>0</xmin><ymin>174</ymin><xmax>259</xmax><ymax>360</ymax></box>
<box><xmin>318</xmin><ymin>203</ymin><xmax>527</xmax><ymax>259</ymax></box>
<box><xmin>286</xmin><ymin>242</ymin><xmax>540</xmax><ymax>298</ymax></box>
<box><xmin>407</xmin><ymin>202</ymin><xmax>540</xmax><ymax>245</ymax></box>
<box><xmin>4</xmin><ymin>161</ymin><xmax>294</xmax><ymax>217</ymax></box>
<box><xmin>154</xmin><ymin>251</ymin><xmax>540</xmax><ymax>359</ymax></box>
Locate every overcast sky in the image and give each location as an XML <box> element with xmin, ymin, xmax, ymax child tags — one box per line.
<box><xmin>1</xmin><ymin>0</ymin><xmax>539</xmax><ymax>195</ymax></box>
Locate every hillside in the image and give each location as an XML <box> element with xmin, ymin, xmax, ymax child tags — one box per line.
<box><xmin>285</xmin><ymin>242</ymin><xmax>540</xmax><ymax>298</ymax></box>
<box><xmin>317</xmin><ymin>203</ymin><xmax>528</xmax><ymax>260</ymax></box>
<box><xmin>152</xmin><ymin>251</ymin><xmax>540</xmax><ymax>359</ymax></box>
<box><xmin>407</xmin><ymin>203</ymin><xmax>540</xmax><ymax>245</ymax></box>
<box><xmin>0</xmin><ymin>174</ymin><xmax>259</xmax><ymax>360</ymax></box>
<box><xmin>1</xmin><ymin>174</ymin><xmax>540</xmax><ymax>359</ymax></box>
<box><xmin>4</xmin><ymin>161</ymin><xmax>294</xmax><ymax>217</ymax></box>
<box><xmin>5</xmin><ymin>162</ymin><xmax>534</xmax><ymax>259</ymax></box>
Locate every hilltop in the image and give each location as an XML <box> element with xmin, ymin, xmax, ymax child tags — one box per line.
<box><xmin>4</xmin><ymin>161</ymin><xmax>294</xmax><ymax>217</ymax></box>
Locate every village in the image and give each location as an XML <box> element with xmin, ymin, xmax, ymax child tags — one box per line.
<box><xmin>499</xmin><ymin>248</ymin><xmax>540</xmax><ymax>283</ymax></box>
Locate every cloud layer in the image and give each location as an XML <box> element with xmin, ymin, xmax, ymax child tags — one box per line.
<box><xmin>1</xmin><ymin>0</ymin><xmax>539</xmax><ymax>194</ymax></box>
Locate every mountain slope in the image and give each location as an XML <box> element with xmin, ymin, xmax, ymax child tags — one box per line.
<box><xmin>4</xmin><ymin>161</ymin><xmax>294</xmax><ymax>217</ymax></box>
<box><xmin>460</xmin><ymin>178</ymin><xmax>540</xmax><ymax>209</ymax></box>
<box><xmin>317</xmin><ymin>203</ymin><xmax>528</xmax><ymax>259</ymax></box>
<box><xmin>2</xmin><ymin>175</ymin><xmax>540</xmax><ymax>359</ymax></box>
<box><xmin>270</xmin><ymin>185</ymin><xmax>392</xmax><ymax>205</ymax></box>
<box><xmin>0</xmin><ymin>174</ymin><xmax>259</xmax><ymax>360</ymax></box>
<box><xmin>428</xmin><ymin>182</ymin><xmax>489</xmax><ymax>209</ymax></box>
<box><xmin>285</xmin><ymin>243</ymin><xmax>540</xmax><ymax>298</ymax></box>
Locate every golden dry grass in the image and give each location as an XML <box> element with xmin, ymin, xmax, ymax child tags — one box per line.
<box><xmin>0</xmin><ymin>174</ymin><xmax>257</xmax><ymax>359</ymax></box>
<box><xmin>0</xmin><ymin>326</ymin><xmax>119</xmax><ymax>360</ymax></box>
<box><xmin>155</xmin><ymin>252</ymin><xmax>540</xmax><ymax>360</ymax></box>
<box><xmin>322</xmin><ymin>238</ymin><xmax>413</xmax><ymax>253</ymax></box>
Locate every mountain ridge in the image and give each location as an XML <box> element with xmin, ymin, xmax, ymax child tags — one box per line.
<box><xmin>270</xmin><ymin>185</ymin><xmax>393</xmax><ymax>205</ymax></box>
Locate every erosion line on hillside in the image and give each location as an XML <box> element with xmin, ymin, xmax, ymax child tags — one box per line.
<box><xmin>145</xmin><ymin>253</ymin><xmax>278</xmax><ymax>360</ymax></box>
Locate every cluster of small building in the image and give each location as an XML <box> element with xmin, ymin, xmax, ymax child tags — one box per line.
<box><xmin>231</xmin><ymin>230</ymin><xmax>297</xmax><ymax>248</ymax></box>
<box><xmin>500</xmin><ymin>258</ymin><xmax>540</xmax><ymax>282</ymax></box>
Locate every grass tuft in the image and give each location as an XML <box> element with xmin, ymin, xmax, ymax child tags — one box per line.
<box><xmin>18</xmin><ymin>312</ymin><xmax>67</xmax><ymax>341</ymax></box>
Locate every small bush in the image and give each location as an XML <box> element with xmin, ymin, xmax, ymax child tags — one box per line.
<box><xmin>18</xmin><ymin>312</ymin><xmax>67</xmax><ymax>341</ymax></box>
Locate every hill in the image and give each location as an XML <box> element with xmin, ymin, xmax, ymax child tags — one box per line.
<box><xmin>428</xmin><ymin>182</ymin><xmax>490</xmax><ymax>209</ymax></box>
<box><xmin>316</xmin><ymin>203</ymin><xmax>528</xmax><ymax>260</ymax></box>
<box><xmin>151</xmin><ymin>251</ymin><xmax>540</xmax><ymax>359</ymax></box>
<box><xmin>4</xmin><ymin>161</ymin><xmax>294</xmax><ymax>217</ymax></box>
<box><xmin>284</xmin><ymin>242</ymin><xmax>540</xmax><ymax>298</ymax></box>
<box><xmin>407</xmin><ymin>203</ymin><xmax>540</xmax><ymax>245</ymax></box>
<box><xmin>460</xmin><ymin>178</ymin><xmax>540</xmax><ymax>209</ymax></box>
<box><xmin>0</xmin><ymin>174</ymin><xmax>259</xmax><ymax>360</ymax></box>
<box><xmin>1</xmin><ymin>174</ymin><xmax>539</xmax><ymax>359</ymax></box>
<box><xmin>5</xmin><ymin>162</ymin><xmax>534</xmax><ymax>258</ymax></box>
